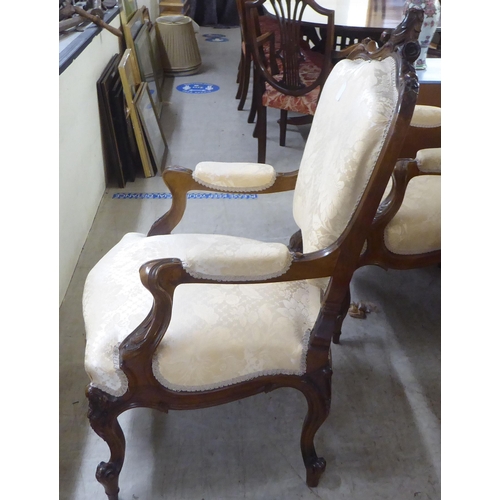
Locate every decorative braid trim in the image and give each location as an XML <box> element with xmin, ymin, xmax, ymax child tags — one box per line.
<box><xmin>192</xmin><ymin>170</ymin><xmax>277</xmax><ymax>193</ymax></box>
<box><xmin>87</xmin><ymin>343</ymin><xmax>129</xmax><ymax>398</ymax></box>
<box><xmin>409</xmin><ymin>123</ymin><xmax>441</xmax><ymax>129</ymax></box>
<box><xmin>181</xmin><ymin>250</ymin><xmax>293</xmax><ymax>282</ymax></box>
<box><xmin>151</xmin><ymin>328</ymin><xmax>313</xmax><ymax>392</ymax></box>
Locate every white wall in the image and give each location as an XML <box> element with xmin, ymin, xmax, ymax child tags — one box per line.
<box><xmin>59</xmin><ymin>15</ymin><xmax>121</xmax><ymax>306</ymax></box>
<box><xmin>59</xmin><ymin>5</ymin><xmax>162</xmax><ymax>306</ymax></box>
<box><xmin>138</xmin><ymin>0</ymin><xmax>159</xmax><ymax>20</ymax></box>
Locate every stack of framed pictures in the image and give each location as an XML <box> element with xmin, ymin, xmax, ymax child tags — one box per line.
<box><xmin>97</xmin><ymin>53</ymin><xmax>141</xmax><ymax>187</ymax></box>
<box><xmin>97</xmin><ymin>1</ymin><xmax>167</xmax><ymax>180</ymax></box>
<box><xmin>119</xmin><ymin>49</ymin><xmax>167</xmax><ymax>176</ymax></box>
<box><xmin>118</xmin><ymin>49</ymin><xmax>156</xmax><ymax>178</ymax></box>
<box><xmin>122</xmin><ymin>5</ymin><xmax>164</xmax><ymax>118</ymax></box>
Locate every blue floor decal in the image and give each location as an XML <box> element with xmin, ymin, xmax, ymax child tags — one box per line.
<box><xmin>112</xmin><ymin>193</ymin><xmax>258</xmax><ymax>199</ymax></box>
<box><xmin>203</xmin><ymin>34</ymin><xmax>229</xmax><ymax>42</ymax></box>
<box><xmin>176</xmin><ymin>83</ymin><xmax>220</xmax><ymax>94</ymax></box>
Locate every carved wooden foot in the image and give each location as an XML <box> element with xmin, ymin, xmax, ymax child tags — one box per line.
<box><xmin>87</xmin><ymin>386</ymin><xmax>126</xmax><ymax>500</ymax></box>
<box><xmin>96</xmin><ymin>461</ymin><xmax>121</xmax><ymax>500</ymax></box>
<box><xmin>305</xmin><ymin>456</ymin><xmax>327</xmax><ymax>487</ymax></box>
<box><xmin>300</xmin><ymin>366</ymin><xmax>332</xmax><ymax>487</ymax></box>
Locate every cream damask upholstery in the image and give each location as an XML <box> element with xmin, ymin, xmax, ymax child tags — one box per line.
<box><xmin>83</xmin><ymin>233</ymin><xmax>319</xmax><ymax>395</ymax></box>
<box><xmin>380</xmin><ymin>147</ymin><xmax>441</xmax><ymax>255</ymax></box>
<box><xmin>293</xmin><ymin>57</ymin><xmax>399</xmax><ymax>253</ymax></box>
<box><xmin>416</xmin><ymin>147</ymin><xmax>441</xmax><ymax>173</ymax></box>
<box><xmin>384</xmin><ymin>175</ymin><xmax>441</xmax><ymax>255</ymax></box>
<box><xmin>409</xmin><ymin>104</ymin><xmax>441</xmax><ymax>128</ymax></box>
<box><xmin>193</xmin><ymin>161</ymin><xmax>276</xmax><ymax>191</ymax></box>
<box><xmin>84</xmin><ymin>56</ymin><xmax>401</xmax><ymax>397</ymax></box>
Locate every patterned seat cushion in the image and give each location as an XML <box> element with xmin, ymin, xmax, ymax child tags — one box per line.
<box><xmin>83</xmin><ymin>233</ymin><xmax>323</xmax><ymax>396</ymax></box>
<box><xmin>262</xmin><ymin>55</ymin><xmax>322</xmax><ymax>115</ymax></box>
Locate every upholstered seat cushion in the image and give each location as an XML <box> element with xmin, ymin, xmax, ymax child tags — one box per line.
<box><xmin>83</xmin><ymin>233</ymin><xmax>323</xmax><ymax>396</ymax></box>
<box><xmin>193</xmin><ymin>161</ymin><xmax>276</xmax><ymax>191</ymax></box>
<box><xmin>384</xmin><ymin>175</ymin><xmax>441</xmax><ymax>254</ymax></box>
<box><xmin>262</xmin><ymin>54</ymin><xmax>322</xmax><ymax>115</ymax></box>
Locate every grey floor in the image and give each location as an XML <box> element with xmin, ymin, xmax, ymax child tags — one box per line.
<box><xmin>59</xmin><ymin>26</ymin><xmax>441</xmax><ymax>500</ymax></box>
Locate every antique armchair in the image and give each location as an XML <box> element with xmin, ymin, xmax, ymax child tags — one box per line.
<box><xmin>245</xmin><ymin>0</ymin><xmax>335</xmax><ymax>163</ymax></box>
<box><xmin>83</xmin><ymin>10</ymin><xmax>423</xmax><ymax>499</ymax></box>
<box><xmin>358</xmin><ymin>146</ymin><xmax>441</xmax><ymax>269</ymax></box>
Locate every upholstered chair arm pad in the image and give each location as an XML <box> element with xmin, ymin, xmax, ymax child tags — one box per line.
<box><xmin>193</xmin><ymin>161</ymin><xmax>277</xmax><ymax>192</ymax></box>
<box><xmin>416</xmin><ymin>147</ymin><xmax>441</xmax><ymax>174</ymax></box>
<box><xmin>180</xmin><ymin>237</ymin><xmax>293</xmax><ymax>281</ymax></box>
<box><xmin>410</xmin><ymin>104</ymin><xmax>441</xmax><ymax>128</ymax></box>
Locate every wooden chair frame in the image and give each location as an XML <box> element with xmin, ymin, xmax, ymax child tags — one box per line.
<box><xmin>86</xmin><ymin>10</ymin><xmax>424</xmax><ymax>499</ymax></box>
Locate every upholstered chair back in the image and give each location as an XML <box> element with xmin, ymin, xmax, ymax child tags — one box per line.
<box><xmin>292</xmin><ymin>56</ymin><xmax>400</xmax><ymax>254</ymax></box>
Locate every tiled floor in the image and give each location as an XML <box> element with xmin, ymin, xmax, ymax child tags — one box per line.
<box><xmin>59</xmin><ymin>26</ymin><xmax>441</xmax><ymax>499</ymax></box>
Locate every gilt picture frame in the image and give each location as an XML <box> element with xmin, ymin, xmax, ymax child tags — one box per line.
<box><xmin>134</xmin><ymin>23</ymin><xmax>162</xmax><ymax>116</ymax></box>
<box><xmin>118</xmin><ymin>49</ymin><xmax>155</xmax><ymax>178</ymax></box>
<box><xmin>123</xmin><ymin>6</ymin><xmax>148</xmax><ymax>82</ymax></box>
<box><xmin>134</xmin><ymin>82</ymin><xmax>167</xmax><ymax>172</ymax></box>
<box><xmin>119</xmin><ymin>0</ymin><xmax>138</xmax><ymax>27</ymax></box>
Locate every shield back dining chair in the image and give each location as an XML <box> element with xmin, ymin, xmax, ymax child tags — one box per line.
<box><xmin>245</xmin><ymin>0</ymin><xmax>335</xmax><ymax>163</ymax></box>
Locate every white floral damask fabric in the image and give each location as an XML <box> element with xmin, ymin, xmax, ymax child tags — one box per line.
<box><xmin>384</xmin><ymin>175</ymin><xmax>441</xmax><ymax>254</ymax></box>
<box><xmin>410</xmin><ymin>104</ymin><xmax>441</xmax><ymax>128</ymax></box>
<box><xmin>83</xmin><ymin>233</ymin><xmax>321</xmax><ymax>396</ymax></box>
<box><xmin>416</xmin><ymin>147</ymin><xmax>441</xmax><ymax>173</ymax></box>
<box><xmin>193</xmin><ymin>161</ymin><xmax>277</xmax><ymax>191</ymax></box>
<box><xmin>293</xmin><ymin>57</ymin><xmax>399</xmax><ymax>253</ymax></box>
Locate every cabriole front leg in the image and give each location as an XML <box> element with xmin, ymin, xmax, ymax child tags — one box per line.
<box><xmin>86</xmin><ymin>386</ymin><xmax>126</xmax><ymax>500</ymax></box>
<box><xmin>300</xmin><ymin>365</ymin><xmax>332</xmax><ymax>487</ymax></box>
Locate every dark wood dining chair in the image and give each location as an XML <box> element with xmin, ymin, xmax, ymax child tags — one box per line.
<box><xmin>83</xmin><ymin>9</ymin><xmax>424</xmax><ymax>499</ymax></box>
<box><xmin>235</xmin><ymin>0</ymin><xmax>280</xmax><ymax>117</ymax></box>
<box><xmin>245</xmin><ymin>0</ymin><xmax>335</xmax><ymax>163</ymax></box>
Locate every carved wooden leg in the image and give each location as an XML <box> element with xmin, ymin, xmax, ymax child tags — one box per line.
<box><xmin>332</xmin><ymin>288</ymin><xmax>351</xmax><ymax>344</ymax></box>
<box><xmin>237</xmin><ymin>55</ymin><xmax>252</xmax><ymax>111</ymax></box>
<box><xmin>279</xmin><ymin>109</ymin><xmax>288</xmax><ymax>146</ymax></box>
<box><xmin>87</xmin><ymin>386</ymin><xmax>126</xmax><ymax>500</ymax></box>
<box><xmin>256</xmin><ymin>105</ymin><xmax>267</xmax><ymax>163</ymax></box>
<box><xmin>300</xmin><ymin>366</ymin><xmax>332</xmax><ymax>487</ymax></box>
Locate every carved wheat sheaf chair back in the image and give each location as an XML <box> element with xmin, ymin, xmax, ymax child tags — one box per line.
<box><xmin>83</xmin><ymin>10</ymin><xmax>424</xmax><ymax>499</ymax></box>
<box><xmin>245</xmin><ymin>0</ymin><xmax>335</xmax><ymax>163</ymax></box>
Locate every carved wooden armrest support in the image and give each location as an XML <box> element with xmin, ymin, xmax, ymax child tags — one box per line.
<box><xmin>118</xmin><ymin>242</ymin><xmax>339</xmax><ymax>383</ymax></box>
<box><xmin>147</xmin><ymin>166</ymin><xmax>298</xmax><ymax>236</ymax></box>
<box><xmin>372</xmin><ymin>158</ymin><xmax>417</xmax><ymax>229</ymax></box>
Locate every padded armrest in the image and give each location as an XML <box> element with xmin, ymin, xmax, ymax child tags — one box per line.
<box><xmin>193</xmin><ymin>161</ymin><xmax>277</xmax><ymax>192</ymax></box>
<box><xmin>181</xmin><ymin>236</ymin><xmax>293</xmax><ymax>281</ymax></box>
<box><xmin>410</xmin><ymin>105</ymin><xmax>441</xmax><ymax>128</ymax></box>
<box><xmin>416</xmin><ymin>148</ymin><xmax>441</xmax><ymax>173</ymax></box>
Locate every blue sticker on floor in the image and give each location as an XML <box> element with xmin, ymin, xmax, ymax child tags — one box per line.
<box><xmin>176</xmin><ymin>83</ymin><xmax>220</xmax><ymax>94</ymax></box>
<box><xmin>203</xmin><ymin>33</ymin><xmax>229</xmax><ymax>42</ymax></box>
<box><xmin>112</xmin><ymin>193</ymin><xmax>258</xmax><ymax>199</ymax></box>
